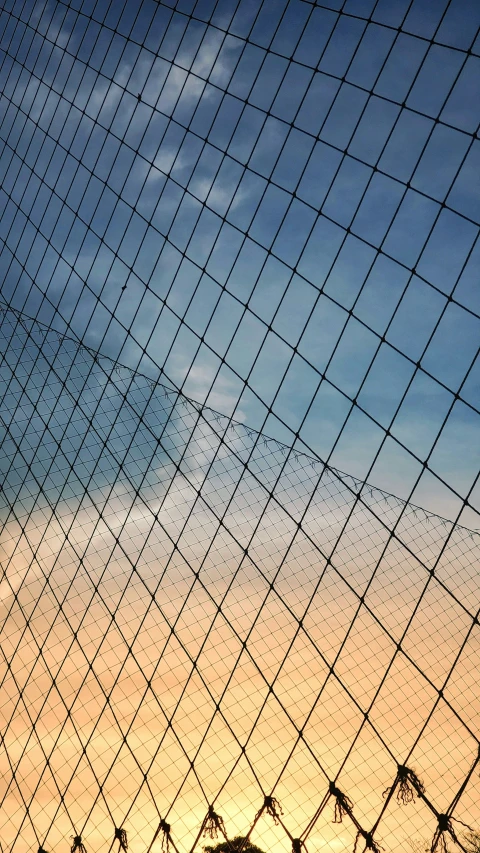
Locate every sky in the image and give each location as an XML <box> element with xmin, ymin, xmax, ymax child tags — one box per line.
<box><xmin>1</xmin><ymin>316</ymin><xmax>480</xmax><ymax>853</ymax></box>
<box><xmin>0</xmin><ymin>0</ymin><xmax>479</xmax><ymax>521</ymax></box>
<box><xmin>0</xmin><ymin>1</ymin><xmax>480</xmax><ymax>853</ymax></box>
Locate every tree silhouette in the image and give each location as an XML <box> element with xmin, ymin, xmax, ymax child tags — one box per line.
<box><xmin>464</xmin><ymin>833</ymin><xmax>480</xmax><ymax>853</ymax></box>
<box><xmin>204</xmin><ymin>837</ymin><xmax>266</xmax><ymax>853</ymax></box>
<box><xmin>409</xmin><ymin>831</ymin><xmax>480</xmax><ymax>853</ymax></box>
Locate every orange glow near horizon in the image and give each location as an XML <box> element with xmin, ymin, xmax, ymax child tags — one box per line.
<box><xmin>1</xmin><ymin>477</ymin><xmax>479</xmax><ymax>853</ymax></box>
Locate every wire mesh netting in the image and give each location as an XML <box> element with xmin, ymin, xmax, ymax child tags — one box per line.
<box><xmin>0</xmin><ymin>1</ymin><xmax>479</xmax><ymax>853</ymax></box>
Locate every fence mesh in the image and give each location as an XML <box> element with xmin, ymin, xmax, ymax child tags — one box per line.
<box><xmin>0</xmin><ymin>2</ymin><xmax>479</xmax><ymax>853</ymax></box>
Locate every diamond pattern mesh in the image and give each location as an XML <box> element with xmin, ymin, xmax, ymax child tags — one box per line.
<box><xmin>0</xmin><ymin>2</ymin><xmax>479</xmax><ymax>853</ymax></box>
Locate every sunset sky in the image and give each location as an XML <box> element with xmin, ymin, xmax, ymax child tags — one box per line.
<box><xmin>1</xmin><ymin>1</ymin><xmax>480</xmax><ymax>853</ymax></box>
<box><xmin>1</xmin><ymin>319</ymin><xmax>479</xmax><ymax>853</ymax></box>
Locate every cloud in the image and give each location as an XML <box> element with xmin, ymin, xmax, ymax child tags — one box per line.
<box><xmin>2</xmin><ymin>309</ymin><xmax>480</xmax><ymax>853</ymax></box>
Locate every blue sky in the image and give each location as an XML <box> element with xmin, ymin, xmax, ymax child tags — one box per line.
<box><xmin>2</xmin><ymin>5</ymin><xmax>480</xmax><ymax>851</ymax></box>
<box><xmin>0</xmin><ymin>0</ymin><xmax>479</xmax><ymax>524</ymax></box>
